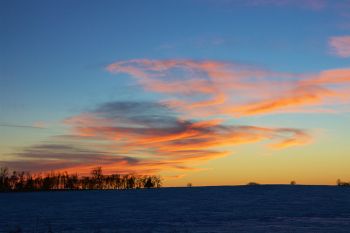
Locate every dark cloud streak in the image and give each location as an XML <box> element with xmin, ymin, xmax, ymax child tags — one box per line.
<box><xmin>0</xmin><ymin>123</ymin><xmax>44</xmax><ymax>129</ymax></box>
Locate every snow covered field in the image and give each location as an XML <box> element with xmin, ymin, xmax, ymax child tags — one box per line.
<box><xmin>1</xmin><ymin>185</ymin><xmax>350</xmax><ymax>233</ymax></box>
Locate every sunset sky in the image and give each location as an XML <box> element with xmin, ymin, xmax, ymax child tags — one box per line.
<box><xmin>1</xmin><ymin>0</ymin><xmax>350</xmax><ymax>186</ymax></box>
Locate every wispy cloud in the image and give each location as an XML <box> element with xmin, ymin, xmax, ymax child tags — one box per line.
<box><xmin>329</xmin><ymin>36</ymin><xmax>350</xmax><ymax>58</ymax></box>
<box><xmin>107</xmin><ymin>59</ymin><xmax>350</xmax><ymax>117</ymax></box>
<box><xmin>0</xmin><ymin>122</ymin><xmax>46</xmax><ymax>129</ymax></box>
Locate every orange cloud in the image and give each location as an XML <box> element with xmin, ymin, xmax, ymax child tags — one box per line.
<box><xmin>311</xmin><ymin>68</ymin><xmax>350</xmax><ymax>84</ymax></box>
<box><xmin>268</xmin><ymin>128</ymin><xmax>312</xmax><ymax>149</ymax></box>
<box><xmin>3</xmin><ymin>100</ymin><xmax>311</xmax><ymax>175</ymax></box>
<box><xmin>54</xmin><ymin>102</ymin><xmax>311</xmax><ymax>174</ymax></box>
<box><xmin>230</xmin><ymin>85</ymin><xmax>334</xmax><ymax>116</ymax></box>
<box><xmin>107</xmin><ymin>59</ymin><xmax>350</xmax><ymax>117</ymax></box>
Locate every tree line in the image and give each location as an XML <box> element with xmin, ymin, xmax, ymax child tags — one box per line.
<box><xmin>0</xmin><ymin>167</ymin><xmax>162</xmax><ymax>192</ymax></box>
<box><xmin>337</xmin><ymin>179</ymin><xmax>350</xmax><ymax>187</ymax></box>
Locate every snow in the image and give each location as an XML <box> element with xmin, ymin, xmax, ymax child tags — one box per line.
<box><xmin>1</xmin><ymin>185</ymin><xmax>350</xmax><ymax>232</ymax></box>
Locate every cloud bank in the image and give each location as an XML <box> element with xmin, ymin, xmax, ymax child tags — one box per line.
<box><xmin>4</xmin><ymin>58</ymin><xmax>350</xmax><ymax>177</ymax></box>
<box><xmin>2</xmin><ymin>100</ymin><xmax>311</xmax><ymax>175</ymax></box>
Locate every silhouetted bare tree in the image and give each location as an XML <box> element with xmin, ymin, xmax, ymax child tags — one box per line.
<box><xmin>0</xmin><ymin>167</ymin><xmax>9</xmax><ymax>191</ymax></box>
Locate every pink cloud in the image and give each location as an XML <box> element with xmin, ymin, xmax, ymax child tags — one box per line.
<box><xmin>107</xmin><ymin>59</ymin><xmax>350</xmax><ymax>117</ymax></box>
<box><xmin>329</xmin><ymin>36</ymin><xmax>350</xmax><ymax>57</ymax></box>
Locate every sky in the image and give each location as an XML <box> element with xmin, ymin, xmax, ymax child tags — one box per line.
<box><xmin>1</xmin><ymin>0</ymin><xmax>350</xmax><ymax>186</ymax></box>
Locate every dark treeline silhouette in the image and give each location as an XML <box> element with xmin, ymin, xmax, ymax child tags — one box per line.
<box><xmin>337</xmin><ymin>179</ymin><xmax>350</xmax><ymax>187</ymax></box>
<box><xmin>0</xmin><ymin>167</ymin><xmax>161</xmax><ymax>192</ymax></box>
<box><xmin>246</xmin><ymin>182</ymin><xmax>260</xmax><ymax>186</ymax></box>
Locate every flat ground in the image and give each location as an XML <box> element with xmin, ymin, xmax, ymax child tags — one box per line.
<box><xmin>1</xmin><ymin>185</ymin><xmax>350</xmax><ymax>233</ymax></box>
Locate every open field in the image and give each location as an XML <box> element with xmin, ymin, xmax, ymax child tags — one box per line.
<box><xmin>1</xmin><ymin>185</ymin><xmax>350</xmax><ymax>233</ymax></box>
